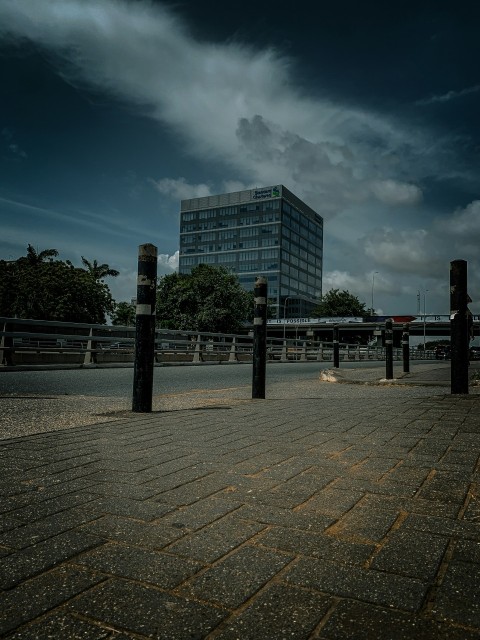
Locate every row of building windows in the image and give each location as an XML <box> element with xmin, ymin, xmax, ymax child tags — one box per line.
<box><xmin>180</xmin><ymin>230</ymin><xmax>281</xmax><ymax>244</ymax></box>
<box><xmin>181</xmin><ymin>237</ymin><xmax>279</xmax><ymax>253</ymax></box>
<box><xmin>180</xmin><ymin>249</ymin><xmax>321</xmax><ymax>276</ymax></box>
<box><xmin>180</xmin><ymin>217</ymin><xmax>281</xmax><ymax>233</ymax></box>
<box><xmin>180</xmin><ymin>250</ymin><xmax>279</xmax><ymax>266</ymax></box>
<box><xmin>182</xmin><ymin>200</ymin><xmax>281</xmax><ymax>221</ymax></box>
<box><xmin>281</xmin><ymin>236</ymin><xmax>322</xmax><ymax>258</ymax></box>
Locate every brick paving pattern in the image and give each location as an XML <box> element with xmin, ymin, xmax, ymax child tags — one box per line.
<box><xmin>1</xmin><ymin>366</ymin><xmax>480</xmax><ymax>638</ymax></box>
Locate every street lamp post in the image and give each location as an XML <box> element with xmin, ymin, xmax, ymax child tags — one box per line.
<box><xmin>371</xmin><ymin>272</ymin><xmax>379</xmax><ymax>313</ymax></box>
<box><xmin>423</xmin><ymin>290</ymin><xmax>428</xmax><ymax>352</ymax></box>
<box><xmin>283</xmin><ymin>297</ymin><xmax>291</xmax><ymax>341</ymax></box>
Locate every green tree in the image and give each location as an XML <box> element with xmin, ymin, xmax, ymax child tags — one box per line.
<box><xmin>313</xmin><ymin>289</ymin><xmax>368</xmax><ymax>318</ymax></box>
<box><xmin>111</xmin><ymin>301</ymin><xmax>136</xmax><ymax>326</ymax></box>
<box><xmin>0</xmin><ymin>247</ymin><xmax>116</xmax><ymax>323</ymax></box>
<box><xmin>81</xmin><ymin>257</ymin><xmax>120</xmax><ymax>279</ymax></box>
<box><xmin>156</xmin><ymin>264</ymin><xmax>254</xmax><ymax>333</ymax></box>
<box><xmin>24</xmin><ymin>244</ymin><xmax>59</xmax><ymax>265</ymax></box>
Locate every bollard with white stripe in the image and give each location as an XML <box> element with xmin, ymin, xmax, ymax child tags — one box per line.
<box><xmin>333</xmin><ymin>325</ymin><xmax>340</xmax><ymax>368</ymax></box>
<box><xmin>132</xmin><ymin>243</ymin><xmax>157</xmax><ymax>412</ymax></box>
<box><xmin>385</xmin><ymin>318</ymin><xmax>393</xmax><ymax>379</ymax></box>
<box><xmin>450</xmin><ymin>259</ymin><xmax>469</xmax><ymax>394</ymax></box>
<box><xmin>252</xmin><ymin>276</ymin><xmax>268</xmax><ymax>399</ymax></box>
<box><xmin>402</xmin><ymin>322</ymin><xmax>410</xmax><ymax>373</ymax></box>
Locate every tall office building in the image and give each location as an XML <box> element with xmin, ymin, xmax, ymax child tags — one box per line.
<box><xmin>179</xmin><ymin>185</ymin><xmax>323</xmax><ymax>318</ymax></box>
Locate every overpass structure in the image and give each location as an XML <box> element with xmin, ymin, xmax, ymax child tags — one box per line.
<box><xmin>267</xmin><ymin>315</ymin><xmax>480</xmax><ymax>343</ymax></box>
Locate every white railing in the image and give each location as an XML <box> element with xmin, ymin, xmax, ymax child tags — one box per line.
<box><xmin>0</xmin><ymin>317</ymin><xmax>435</xmax><ymax>367</ymax></box>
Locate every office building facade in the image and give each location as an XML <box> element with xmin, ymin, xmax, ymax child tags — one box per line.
<box><xmin>179</xmin><ymin>185</ymin><xmax>323</xmax><ymax>318</ymax></box>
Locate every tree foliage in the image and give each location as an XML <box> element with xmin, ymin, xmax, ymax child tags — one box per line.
<box><xmin>0</xmin><ymin>245</ymin><xmax>117</xmax><ymax>323</ymax></box>
<box><xmin>313</xmin><ymin>289</ymin><xmax>368</xmax><ymax>318</ymax></box>
<box><xmin>81</xmin><ymin>257</ymin><xmax>120</xmax><ymax>280</ymax></box>
<box><xmin>111</xmin><ymin>301</ymin><xmax>136</xmax><ymax>326</ymax></box>
<box><xmin>156</xmin><ymin>264</ymin><xmax>254</xmax><ymax>333</ymax></box>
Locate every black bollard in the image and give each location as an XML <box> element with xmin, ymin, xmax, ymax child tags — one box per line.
<box><xmin>132</xmin><ymin>243</ymin><xmax>158</xmax><ymax>412</ymax></box>
<box><xmin>385</xmin><ymin>318</ymin><xmax>393</xmax><ymax>379</ymax></box>
<box><xmin>402</xmin><ymin>323</ymin><xmax>410</xmax><ymax>374</ymax></box>
<box><xmin>333</xmin><ymin>325</ymin><xmax>340</xmax><ymax>368</ymax></box>
<box><xmin>450</xmin><ymin>259</ymin><xmax>469</xmax><ymax>394</ymax></box>
<box><xmin>252</xmin><ymin>276</ymin><xmax>268</xmax><ymax>399</ymax></box>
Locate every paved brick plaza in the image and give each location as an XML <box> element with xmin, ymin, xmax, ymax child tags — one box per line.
<box><xmin>1</xmin><ymin>366</ymin><xmax>480</xmax><ymax>638</ymax></box>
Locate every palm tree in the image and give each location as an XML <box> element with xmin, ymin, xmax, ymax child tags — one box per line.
<box><xmin>25</xmin><ymin>244</ymin><xmax>58</xmax><ymax>265</ymax></box>
<box><xmin>81</xmin><ymin>257</ymin><xmax>119</xmax><ymax>280</ymax></box>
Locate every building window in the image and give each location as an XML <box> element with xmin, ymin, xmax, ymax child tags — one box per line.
<box><xmin>219</xmin><ymin>230</ymin><xmax>235</xmax><ymax>239</ymax></box>
<box><xmin>261</xmin><ymin>249</ymin><xmax>279</xmax><ymax>259</ymax></box>
<box><xmin>239</xmin><ymin>227</ymin><xmax>256</xmax><ymax>237</ymax></box>
<box><xmin>238</xmin><ymin>239</ymin><xmax>258</xmax><ymax>249</ymax></box>
<box><xmin>217</xmin><ymin>253</ymin><xmax>235</xmax><ymax>263</ymax></box>
<box><xmin>239</xmin><ymin>251</ymin><xmax>258</xmax><ymax>261</ymax></box>
<box><xmin>261</xmin><ymin>237</ymin><xmax>278</xmax><ymax>247</ymax></box>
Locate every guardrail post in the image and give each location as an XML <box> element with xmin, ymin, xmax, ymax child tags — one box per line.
<box><xmin>228</xmin><ymin>337</ymin><xmax>238</xmax><ymax>363</ymax></box>
<box><xmin>83</xmin><ymin>327</ymin><xmax>97</xmax><ymax>366</ymax></box>
<box><xmin>193</xmin><ymin>335</ymin><xmax>203</xmax><ymax>363</ymax></box>
<box><xmin>450</xmin><ymin>259</ymin><xmax>469</xmax><ymax>394</ymax></box>
<box><xmin>385</xmin><ymin>318</ymin><xmax>394</xmax><ymax>379</ymax></box>
<box><xmin>252</xmin><ymin>276</ymin><xmax>267</xmax><ymax>399</ymax></box>
<box><xmin>300</xmin><ymin>341</ymin><xmax>307</xmax><ymax>361</ymax></box>
<box><xmin>402</xmin><ymin>323</ymin><xmax>410</xmax><ymax>373</ymax></box>
<box><xmin>132</xmin><ymin>243</ymin><xmax>157</xmax><ymax>413</ymax></box>
<box><xmin>1</xmin><ymin>321</ymin><xmax>14</xmax><ymax>366</ymax></box>
<box><xmin>281</xmin><ymin>340</ymin><xmax>288</xmax><ymax>362</ymax></box>
<box><xmin>333</xmin><ymin>325</ymin><xmax>340</xmax><ymax>367</ymax></box>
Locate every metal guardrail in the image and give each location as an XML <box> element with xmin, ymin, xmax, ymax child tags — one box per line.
<box><xmin>0</xmin><ymin>317</ymin><xmax>435</xmax><ymax>367</ymax></box>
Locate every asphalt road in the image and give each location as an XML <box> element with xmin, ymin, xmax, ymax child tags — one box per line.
<box><xmin>0</xmin><ymin>360</ymin><xmax>427</xmax><ymax>398</ymax></box>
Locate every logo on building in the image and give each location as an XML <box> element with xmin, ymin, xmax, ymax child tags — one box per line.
<box><xmin>252</xmin><ymin>186</ymin><xmax>280</xmax><ymax>200</ymax></box>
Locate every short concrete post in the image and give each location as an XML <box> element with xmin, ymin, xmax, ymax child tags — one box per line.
<box><xmin>193</xmin><ymin>334</ymin><xmax>203</xmax><ymax>363</ymax></box>
<box><xmin>228</xmin><ymin>337</ymin><xmax>238</xmax><ymax>363</ymax></box>
<box><xmin>281</xmin><ymin>340</ymin><xmax>288</xmax><ymax>362</ymax></box>
<box><xmin>317</xmin><ymin>343</ymin><xmax>323</xmax><ymax>361</ymax></box>
<box><xmin>300</xmin><ymin>341</ymin><xmax>307</xmax><ymax>361</ymax></box>
<box><xmin>1</xmin><ymin>321</ymin><xmax>14</xmax><ymax>366</ymax></box>
<box><xmin>83</xmin><ymin>327</ymin><xmax>97</xmax><ymax>366</ymax></box>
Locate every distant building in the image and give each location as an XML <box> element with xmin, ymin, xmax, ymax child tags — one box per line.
<box><xmin>178</xmin><ymin>185</ymin><xmax>323</xmax><ymax>318</ymax></box>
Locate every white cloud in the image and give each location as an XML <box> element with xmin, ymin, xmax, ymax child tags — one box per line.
<box><xmin>364</xmin><ymin>228</ymin><xmax>444</xmax><ymax>277</ymax></box>
<box><xmin>152</xmin><ymin>177</ymin><xmax>212</xmax><ymax>201</ymax></box>
<box><xmin>1</xmin><ymin>0</ymin><xmax>477</xmax><ymax>314</ymax></box>
<box><xmin>416</xmin><ymin>84</ymin><xmax>480</xmax><ymax>106</ymax></box>
<box><xmin>323</xmin><ymin>270</ymin><xmax>370</xmax><ymax>293</ymax></box>
<box><xmin>441</xmin><ymin>200</ymin><xmax>480</xmax><ymax>237</ymax></box>
<box><xmin>0</xmin><ymin>0</ymin><xmax>433</xmax><ymax>220</ymax></box>
<box><xmin>158</xmin><ymin>250</ymin><xmax>179</xmax><ymax>272</ymax></box>
<box><xmin>370</xmin><ymin>179</ymin><xmax>422</xmax><ymax>205</ymax></box>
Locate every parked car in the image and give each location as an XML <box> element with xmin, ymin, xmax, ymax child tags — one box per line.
<box><xmin>470</xmin><ymin>346</ymin><xmax>480</xmax><ymax>360</ymax></box>
<box><xmin>435</xmin><ymin>345</ymin><xmax>451</xmax><ymax>359</ymax></box>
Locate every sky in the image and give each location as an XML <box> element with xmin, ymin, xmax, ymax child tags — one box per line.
<box><xmin>1</xmin><ymin>0</ymin><xmax>479</xmax><ymax>317</ymax></box>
